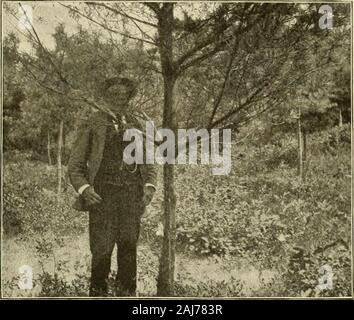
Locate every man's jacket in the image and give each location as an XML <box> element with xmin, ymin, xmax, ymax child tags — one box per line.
<box><xmin>68</xmin><ymin>111</ymin><xmax>157</xmax><ymax>211</ymax></box>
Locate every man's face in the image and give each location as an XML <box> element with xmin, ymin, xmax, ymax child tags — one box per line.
<box><xmin>104</xmin><ymin>84</ymin><xmax>132</xmax><ymax>112</ymax></box>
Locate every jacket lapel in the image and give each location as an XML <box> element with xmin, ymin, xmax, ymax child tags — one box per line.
<box><xmin>95</xmin><ymin>112</ymin><xmax>108</xmax><ymax>155</ymax></box>
<box><xmin>90</xmin><ymin>112</ymin><xmax>108</xmax><ymax>184</ymax></box>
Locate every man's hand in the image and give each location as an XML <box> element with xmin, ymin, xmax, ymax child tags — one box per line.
<box><xmin>82</xmin><ymin>186</ymin><xmax>103</xmax><ymax>206</ymax></box>
<box><xmin>143</xmin><ymin>185</ymin><xmax>155</xmax><ymax>206</ymax></box>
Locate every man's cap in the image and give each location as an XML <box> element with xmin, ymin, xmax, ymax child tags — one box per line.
<box><xmin>101</xmin><ymin>76</ymin><xmax>137</xmax><ymax>98</ymax></box>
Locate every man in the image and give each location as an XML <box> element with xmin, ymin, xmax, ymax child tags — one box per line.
<box><xmin>68</xmin><ymin>77</ymin><xmax>157</xmax><ymax>296</ymax></box>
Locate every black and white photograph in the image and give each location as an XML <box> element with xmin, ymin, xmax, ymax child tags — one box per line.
<box><xmin>1</xmin><ymin>1</ymin><xmax>353</xmax><ymax>299</ymax></box>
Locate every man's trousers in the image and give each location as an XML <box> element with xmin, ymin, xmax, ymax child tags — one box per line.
<box><xmin>88</xmin><ymin>182</ymin><xmax>144</xmax><ymax>296</ymax></box>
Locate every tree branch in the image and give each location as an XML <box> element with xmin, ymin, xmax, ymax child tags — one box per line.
<box><xmin>208</xmin><ymin>36</ymin><xmax>241</xmax><ymax>127</ymax></box>
<box><xmin>86</xmin><ymin>2</ymin><xmax>157</xmax><ymax>27</ymax></box>
<box><xmin>60</xmin><ymin>3</ymin><xmax>157</xmax><ymax>46</ymax></box>
<box><xmin>18</xmin><ymin>3</ymin><xmax>71</xmax><ymax>88</ymax></box>
<box><xmin>176</xmin><ymin>4</ymin><xmax>257</xmax><ymax>72</ymax></box>
<box><xmin>144</xmin><ymin>2</ymin><xmax>161</xmax><ymax>15</ymax></box>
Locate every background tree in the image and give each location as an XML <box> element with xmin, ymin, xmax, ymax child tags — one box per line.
<box><xmin>3</xmin><ymin>33</ymin><xmax>26</xmax><ymax>150</ymax></box>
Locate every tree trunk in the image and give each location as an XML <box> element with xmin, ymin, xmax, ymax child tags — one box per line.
<box><xmin>57</xmin><ymin>120</ymin><xmax>64</xmax><ymax>196</ymax></box>
<box><xmin>297</xmin><ymin>105</ymin><xmax>303</xmax><ymax>181</ymax></box>
<box><xmin>62</xmin><ymin>127</ymin><xmax>66</xmax><ymax>162</ymax></box>
<box><xmin>47</xmin><ymin>130</ymin><xmax>52</xmax><ymax>166</ymax></box>
<box><xmin>336</xmin><ymin>108</ymin><xmax>343</xmax><ymax>146</ymax></box>
<box><xmin>156</xmin><ymin>3</ymin><xmax>177</xmax><ymax>296</ymax></box>
<box><xmin>338</xmin><ymin>108</ymin><xmax>343</xmax><ymax>127</ymax></box>
<box><xmin>303</xmin><ymin>129</ymin><xmax>307</xmax><ymax>178</ymax></box>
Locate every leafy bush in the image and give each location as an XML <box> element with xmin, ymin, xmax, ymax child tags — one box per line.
<box><xmin>3</xmin><ymin>126</ymin><xmax>351</xmax><ymax>297</ymax></box>
<box><xmin>3</xmin><ymin>155</ymin><xmax>86</xmax><ymax>238</ymax></box>
<box><xmin>174</xmin><ymin>278</ymin><xmax>244</xmax><ymax>297</ymax></box>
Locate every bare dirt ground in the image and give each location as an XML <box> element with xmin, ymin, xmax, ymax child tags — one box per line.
<box><xmin>2</xmin><ymin>233</ymin><xmax>275</xmax><ymax>297</ymax></box>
